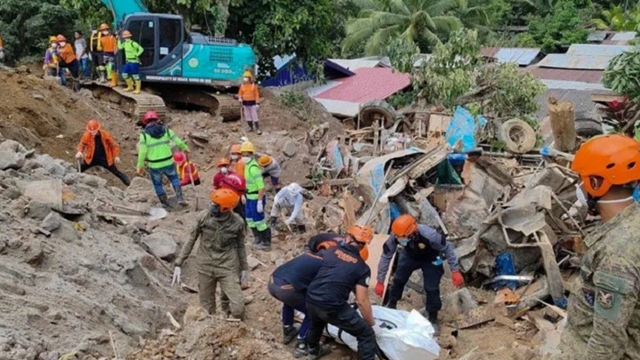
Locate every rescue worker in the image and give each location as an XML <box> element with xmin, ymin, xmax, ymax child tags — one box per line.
<box><xmin>230</xmin><ymin>144</ymin><xmax>245</xmax><ymax>179</ymax></box>
<box><xmin>268</xmin><ymin>252</ymin><xmax>324</xmax><ymax>357</ymax></box>
<box><xmin>43</xmin><ymin>37</ymin><xmax>60</xmax><ymax>77</ymax></box>
<box><xmin>304</xmin><ymin>232</ymin><xmax>369</xmax><ymax>262</ymax></box>
<box><xmin>117</xmin><ymin>30</ymin><xmax>143</xmax><ymax>94</ymax></box>
<box><xmin>258</xmin><ymin>154</ymin><xmax>282</xmax><ymax>191</ymax></box>
<box><xmin>75</xmin><ymin>120</ymin><xmax>130</xmax><ymax>186</ymax></box>
<box><xmin>376</xmin><ymin>214</ymin><xmax>463</xmax><ymax>335</ymax></box>
<box><xmin>213</xmin><ymin>158</ymin><xmax>247</xmax><ymax>221</ymax></box>
<box><xmin>172</xmin><ymin>188</ymin><xmax>249</xmax><ymax>321</ymax></box>
<box><xmin>0</xmin><ymin>32</ymin><xmax>4</xmax><ymax>62</ymax></box>
<box><xmin>89</xmin><ymin>29</ymin><xmax>101</xmax><ymax>80</ymax></box>
<box><xmin>98</xmin><ymin>23</ymin><xmax>118</xmax><ymax>86</ymax></box>
<box><xmin>552</xmin><ymin>134</ymin><xmax>640</xmax><ymax>360</ymax></box>
<box><xmin>269</xmin><ymin>182</ymin><xmax>306</xmax><ymax>234</ymax></box>
<box><xmin>54</xmin><ymin>35</ymin><xmax>80</xmax><ymax>89</ymax></box>
<box><xmin>238</xmin><ymin>71</ymin><xmax>261</xmax><ymax>134</ymax></box>
<box><xmin>174</xmin><ymin>151</ymin><xmax>200</xmax><ymax>187</ymax></box>
<box><xmin>136</xmin><ymin>110</ymin><xmax>189</xmax><ymax>208</ymax></box>
<box><xmin>74</xmin><ymin>30</ymin><xmax>90</xmax><ymax>80</ymax></box>
<box><xmin>241</xmin><ymin>141</ymin><xmax>271</xmax><ymax>250</ymax></box>
<box><xmin>306</xmin><ymin>225</ymin><xmax>377</xmax><ymax>360</ymax></box>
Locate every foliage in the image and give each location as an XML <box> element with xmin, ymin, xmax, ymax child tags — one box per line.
<box><xmin>517</xmin><ymin>0</ymin><xmax>591</xmax><ymax>53</ymax></box>
<box><xmin>342</xmin><ymin>0</ymin><xmax>495</xmax><ymax>56</ymax></box>
<box><xmin>603</xmin><ymin>48</ymin><xmax>640</xmax><ymax>103</ymax></box>
<box><xmin>389</xmin><ymin>29</ymin><xmax>545</xmax><ymax>119</ymax></box>
<box><xmin>386</xmin><ymin>37</ymin><xmax>420</xmax><ymax>73</ymax></box>
<box><xmin>0</xmin><ymin>0</ymin><xmax>79</xmax><ymax>65</ymax></box>
<box><xmin>593</xmin><ymin>4</ymin><xmax>640</xmax><ymax>31</ymax></box>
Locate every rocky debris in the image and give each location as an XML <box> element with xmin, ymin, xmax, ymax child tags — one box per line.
<box><xmin>282</xmin><ymin>139</ymin><xmax>297</xmax><ymax>157</ymax></box>
<box><xmin>142</xmin><ymin>232</ymin><xmax>178</xmax><ymax>261</ymax></box>
<box><xmin>40</xmin><ymin>212</ymin><xmax>62</xmax><ymax>232</ymax></box>
<box><xmin>0</xmin><ymin>151</ymin><xmax>25</xmax><ymax>170</ymax></box>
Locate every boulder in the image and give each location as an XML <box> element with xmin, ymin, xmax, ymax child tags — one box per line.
<box><xmin>0</xmin><ymin>151</ymin><xmax>25</xmax><ymax>171</ymax></box>
<box><xmin>0</xmin><ymin>140</ymin><xmax>27</xmax><ymax>153</ymax></box>
<box><xmin>40</xmin><ymin>212</ymin><xmax>62</xmax><ymax>232</ymax></box>
<box><xmin>63</xmin><ymin>173</ymin><xmax>78</xmax><ymax>185</ymax></box>
<box><xmin>78</xmin><ymin>173</ymin><xmax>107</xmax><ymax>188</ymax></box>
<box><xmin>33</xmin><ymin>155</ymin><xmax>66</xmax><ymax>178</ymax></box>
<box><xmin>142</xmin><ymin>232</ymin><xmax>178</xmax><ymax>261</ymax></box>
<box><xmin>282</xmin><ymin>139</ymin><xmax>297</xmax><ymax>157</ymax></box>
<box><xmin>26</xmin><ymin>201</ymin><xmax>53</xmax><ymax>221</ymax></box>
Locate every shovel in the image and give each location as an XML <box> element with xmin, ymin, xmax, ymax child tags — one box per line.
<box><xmin>98</xmin><ymin>200</ymin><xmax>168</xmax><ymax>221</ymax></box>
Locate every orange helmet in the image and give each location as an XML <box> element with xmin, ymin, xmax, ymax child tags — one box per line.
<box><xmin>99</xmin><ymin>23</ymin><xmax>110</xmax><ymax>31</ymax></box>
<box><xmin>211</xmin><ymin>188</ymin><xmax>240</xmax><ymax>213</ymax></box>
<box><xmin>258</xmin><ymin>155</ymin><xmax>273</xmax><ymax>167</ymax></box>
<box><xmin>230</xmin><ymin>144</ymin><xmax>241</xmax><ymax>154</ymax></box>
<box><xmin>217</xmin><ymin>158</ymin><xmax>231</xmax><ymax>167</ymax></box>
<box><xmin>346</xmin><ymin>225</ymin><xmax>373</xmax><ymax>244</ymax></box>
<box><xmin>56</xmin><ymin>35</ymin><xmax>66</xmax><ymax>42</ymax></box>
<box><xmin>572</xmin><ymin>134</ymin><xmax>640</xmax><ymax>197</ymax></box>
<box><xmin>391</xmin><ymin>214</ymin><xmax>418</xmax><ymax>238</ymax></box>
<box><xmin>86</xmin><ymin>119</ymin><xmax>101</xmax><ymax>132</ymax></box>
<box><xmin>122</xmin><ymin>30</ymin><xmax>132</xmax><ymax>38</ymax></box>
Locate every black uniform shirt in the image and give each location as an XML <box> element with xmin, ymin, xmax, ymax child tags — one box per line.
<box><xmin>272</xmin><ymin>253</ymin><xmax>323</xmax><ymax>292</ymax></box>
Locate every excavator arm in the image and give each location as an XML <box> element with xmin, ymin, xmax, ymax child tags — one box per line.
<box><xmin>101</xmin><ymin>0</ymin><xmax>149</xmax><ymax>28</ymax></box>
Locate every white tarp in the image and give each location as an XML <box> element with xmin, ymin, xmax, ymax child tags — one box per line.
<box><xmin>326</xmin><ymin>306</ymin><xmax>440</xmax><ymax>360</ymax></box>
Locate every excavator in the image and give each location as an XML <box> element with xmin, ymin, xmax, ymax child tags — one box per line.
<box><xmin>88</xmin><ymin>0</ymin><xmax>256</xmax><ymax>121</ymax></box>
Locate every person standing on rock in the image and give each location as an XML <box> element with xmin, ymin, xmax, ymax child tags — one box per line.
<box><xmin>237</xmin><ymin>71</ymin><xmax>262</xmax><ymax>135</ymax></box>
<box><xmin>269</xmin><ymin>182</ymin><xmax>306</xmax><ymax>234</ymax></box>
<box><xmin>375</xmin><ymin>214</ymin><xmax>463</xmax><ymax>336</ymax></box>
<box><xmin>172</xmin><ymin>188</ymin><xmax>249</xmax><ymax>321</ymax></box>
<box><xmin>306</xmin><ymin>225</ymin><xmax>377</xmax><ymax>360</ymax></box>
<box><xmin>213</xmin><ymin>158</ymin><xmax>246</xmax><ymax>221</ymax></box>
<box><xmin>54</xmin><ymin>34</ymin><xmax>80</xmax><ymax>90</ymax></box>
<box><xmin>75</xmin><ymin>120</ymin><xmax>130</xmax><ymax>186</ymax></box>
<box><xmin>136</xmin><ymin>110</ymin><xmax>189</xmax><ymax>208</ymax></box>
<box><xmin>258</xmin><ymin>154</ymin><xmax>281</xmax><ymax>192</ymax></box>
<box><xmin>241</xmin><ymin>141</ymin><xmax>271</xmax><ymax>251</ymax></box>
<box><xmin>552</xmin><ymin>135</ymin><xmax>640</xmax><ymax>360</ymax></box>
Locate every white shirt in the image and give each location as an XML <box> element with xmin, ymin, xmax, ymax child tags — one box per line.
<box><xmin>270</xmin><ymin>186</ymin><xmax>303</xmax><ymax>222</ymax></box>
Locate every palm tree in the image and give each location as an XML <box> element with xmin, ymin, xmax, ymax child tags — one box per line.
<box><xmin>593</xmin><ymin>4</ymin><xmax>640</xmax><ymax>31</ymax></box>
<box><xmin>342</xmin><ymin>0</ymin><xmax>489</xmax><ymax>56</ymax></box>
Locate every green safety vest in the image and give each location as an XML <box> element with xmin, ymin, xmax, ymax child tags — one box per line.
<box><xmin>137</xmin><ymin>128</ymin><xmax>187</xmax><ymax>169</ymax></box>
<box><xmin>118</xmin><ymin>39</ymin><xmax>143</xmax><ymax>63</ymax></box>
<box><xmin>244</xmin><ymin>158</ymin><xmax>264</xmax><ymax>200</ymax></box>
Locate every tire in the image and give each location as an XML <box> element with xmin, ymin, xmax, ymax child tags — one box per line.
<box><xmin>498</xmin><ymin>119</ymin><xmax>537</xmax><ymax>154</ymax></box>
<box><xmin>575</xmin><ymin>118</ymin><xmax>603</xmax><ymax>139</ymax></box>
<box><xmin>358</xmin><ymin>100</ymin><xmax>401</xmax><ymax>129</ymax></box>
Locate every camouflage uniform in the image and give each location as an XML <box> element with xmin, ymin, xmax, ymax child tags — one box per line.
<box><xmin>555</xmin><ymin>203</ymin><xmax>640</xmax><ymax>360</ymax></box>
<box><xmin>175</xmin><ymin>209</ymin><xmax>248</xmax><ymax>318</ymax></box>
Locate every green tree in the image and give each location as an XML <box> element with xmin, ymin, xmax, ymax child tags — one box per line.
<box><xmin>603</xmin><ymin>48</ymin><xmax>640</xmax><ymax>102</ymax></box>
<box><xmin>341</xmin><ymin>0</ymin><xmax>493</xmax><ymax>56</ymax></box>
<box><xmin>593</xmin><ymin>4</ymin><xmax>640</xmax><ymax>31</ymax></box>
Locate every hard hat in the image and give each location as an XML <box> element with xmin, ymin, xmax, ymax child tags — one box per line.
<box><xmin>99</xmin><ymin>23</ymin><xmax>110</xmax><ymax>31</ymax></box>
<box><xmin>243</xmin><ymin>71</ymin><xmax>253</xmax><ymax>78</ymax></box>
<box><xmin>346</xmin><ymin>225</ymin><xmax>373</xmax><ymax>244</ymax></box>
<box><xmin>391</xmin><ymin>214</ymin><xmax>418</xmax><ymax>238</ymax></box>
<box><xmin>86</xmin><ymin>119</ymin><xmax>101</xmax><ymax>132</ymax></box>
<box><xmin>211</xmin><ymin>188</ymin><xmax>240</xmax><ymax>213</ymax></box>
<box><xmin>143</xmin><ymin>110</ymin><xmax>158</xmax><ymax>125</ymax></box>
<box><xmin>49</xmin><ymin>36</ymin><xmax>57</xmax><ymax>43</ymax></box>
<box><xmin>359</xmin><ymin>245</ymin><xmax>369</xmax><ymax>261</ymax></box>
<box><xmin>122</xmin><ymin>30</ymin><xmax>132</xmax><ymax>38</ymax></box>
<box><xmin>257</xmin><ymin>155</ymin><xmax>272</xmax><ymax>167</ymax></box>
<box><xmin>572</xmin><ymin>134</ymin><xmax>640</xmax><ymax>197</ymax></box>
<box><xmin>56</xmin><ymin>35</ymin><xmax>66</xmax><ymax>42</ymax></box>
<box><xmin>173</xmin><ymin>151</ymin><xmax>186</xmax><ymax>164</ymax></box>
<box><xmin>240</xmin><ymin>141</ymin><xmax>255</xmax><ymax>154</ymax></box>
<box><xmin>230</xmin><ymin>144</ymin><xmax>241</xmax><ymax>154</ymax></box>
<box><xmin>217</xmin><ymin>158</ymin><xmax>231</xmax><ymax>168</ymax></box>
<box><xmin>287</xmin><ymin>182</ymin><xmax>302</xmax><ymax>195</ymax></box>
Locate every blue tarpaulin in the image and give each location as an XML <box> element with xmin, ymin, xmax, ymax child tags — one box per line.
<box><xmin>445</xmin><ymin>106</ymin><xmax>487</xmax><ymax>152</ymax></box>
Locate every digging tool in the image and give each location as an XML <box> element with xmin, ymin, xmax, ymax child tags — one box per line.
<box><xmin>77</xmin><ymin>160</ymin><xmax>81</xmax><ymax>173</ymax></box>
<box><xmin>185</xmin><ymin>154</ymin><xmax>199</xmax><ymax>210</ymax></box>
<box><xmin>97</xmin><ymin>200</ymin><xmax>168</xmax><ymax>220</ymax></box>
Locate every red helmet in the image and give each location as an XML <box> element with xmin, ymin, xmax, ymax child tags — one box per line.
<box><xmin>219</xmin><ymin>173</ymin><xmax>246</xmax><ymax>194</ymax></box>
<box><xmin>173</xmin><ymin>151</ymin><xmax>186</xmax><ymax>164</ymax></box>
<box><xmin>142</xmin><ymin>110</ymin><xmax>159</xmax><ymax>125</ymax></box>
<box><xmin>56</xmin><ymin>35</ymin><xmax>67</xmax><ymax>42</ymax></box>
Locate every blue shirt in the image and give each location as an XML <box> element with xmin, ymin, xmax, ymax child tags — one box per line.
<box><xmin>272</xmin><ymin>253</ymin><xmax>323</xmax><ymax>292</ymax></box>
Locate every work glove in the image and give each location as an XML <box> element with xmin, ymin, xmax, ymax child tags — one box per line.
<box><xmin>241</xmin><ymin>270</ymin><xmax>249</xmax><ymax>283</ymax></box>
<box><xmin>136</xmin><ymin>168</ymin><xmax>144</xmax><ymax>176</ymax></box>
<box><xmin>257</xmin><ymin>201</ymin><xmax>263</xmax><ymax>214</ymax></box>
<box><xmin>75</xmin><ymin>152</ymin><xmax>83</xmax><ymax>159</ymax></box>
<box><xmin>269</xmin><ymin>216</ymin><xmax>277</xmax><ymax>227</ymax></box>
<box><xmin>451</xmin><ymin>270</ymin><xmax>464</xmax><ymax>288</ymax></box>
<box><xmin>171</xmin><ymin>266</ymin><xmax>181</xmax><ymax>286</ymax></box>
<box><xmin>114</xmin><ymin>156</ymin><xmax>121</xmax><ymax>164</ymax></box>
<box><xmin>375</xmin><ymin>282</ymin><xmax>385</xmax><ymax>298</ymax></box>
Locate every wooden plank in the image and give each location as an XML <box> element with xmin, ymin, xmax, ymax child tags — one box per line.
<box><xmin>455</xmin><ymin>302</ymin><xmax>507</xmax><ymax>329</ymax></box>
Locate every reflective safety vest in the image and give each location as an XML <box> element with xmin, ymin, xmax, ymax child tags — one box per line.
<box><xmin>177</xmin><ymin>161</ymin><xmax>200</xmax><ymax>186</ymax></box>
<box><xmin>137</xmin><ymin>128</ymin><xmax>186</xmax><ymax>169</ymax></box>
<box><xmin>244</xmin><ymin>158</ymin><xmax>264</xmax><ymax>200</ymax></box>
<box><xmin>118</xmin><ymin>39</ymin><xmax>143</xmax><ymax>63</ymax></box>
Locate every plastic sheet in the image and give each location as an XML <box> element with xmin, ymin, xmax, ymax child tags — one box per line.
<box><xmin>445</xmin><ymin>106</ymin><xmax>487</xmax><ymax>152</ymax></box>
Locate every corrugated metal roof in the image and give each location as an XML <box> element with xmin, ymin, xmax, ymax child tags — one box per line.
<box><xmin>566</xmin><ymin>44</ymin><xmax>632</xmax><ymax>56</ymax></box>
<box><xmin>481</xmin><ymin>47</ymin><xmax>499</xmax><ymax>57</ymax></box>
<box><xmin>610</xmin><ymin>31</ymin><xmax>636</xmax><ymax>41</ymax></box>
<box><xmin>536</xmin><ymin>88</ymin><xmax>600</xmax><ymax>123</ymax></box>
<box><xmin>526</xmin><ymin>67</ymin><xmax>603</xmax><ymax>83</ymax></box>
<box><xmin>481</xmin><ymin>47</ymin><xmax>541</xmax><ymax>65</ymax></box>
<box><xmin>588</xmin><ymin>31</ymin><xmax>608</xmax><ymax>42</ymax></box>
<box><xmin>537</xmin><ymin>54</ymin><xmax>614</xmax><ymax>70</ymax></box>
<box><xmin>539</xmin><ymin>80</ymin><xmax>606</xmax><ymax>91</ymax></box>
<box><xmin>273</xmin><ymin>54</ymin><xmax>296</xmax><ymax>70</ymax></box>
<box><xmin>328</xmin><ymin>58</ymin><xmax>389</xmax><ymax>71</ymax></box>
<box><xmin>313</xmin><ymin>99</ymin><xmax>361</xmax><ymax>117</ymax></box>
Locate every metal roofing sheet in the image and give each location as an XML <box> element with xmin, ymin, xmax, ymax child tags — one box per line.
<box><xmin>526</xmin><ymin>67</ymin><xmax>603</xmax><ymax>83</ymax></box>
<box><xmin>610</xmin><ymin>31</ymin><xmax>637</xmax><ymax>41</ymax></box>
<box><xmin>539</xmin><ymin>80</ymin><xmax>606</xmax><ymax>91</ymax></box>
<box><xmin>328</xmin><ymin>58</ymin><xmax>386</xmax><ymax>71</ymax></box>
<box><xmin>588</xmin><ymin>31</ymin><xmax>607</xmax><ymax>42</ymax></box>
<box><xmin>537</xmin><ymin>54</ymin><xmax>612</xmax><ymax>70</ymax></box>
<box><xmin>313</xmin><ymin>67</ymin><xmax>411</xmax><ymax>103</ymax></box>
<box><xmin>494</xmin><ymin>48</ymin><xmax>541</xmax><ymax>65</ymax></box>
<box><xmin>566</xmin><ymin>44</ymin><xmax>632</xmax><ymax>56</ymax></box>
<box><xmin>313</xmin><ymin>99</ymin><xmax>361</xmax><ymax>117</ymax></box>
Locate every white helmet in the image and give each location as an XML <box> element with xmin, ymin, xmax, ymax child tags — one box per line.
<box><xmin>287</xmin><ymin>182</ymin><xmax>302</xmax><ymax>195</ymax></box>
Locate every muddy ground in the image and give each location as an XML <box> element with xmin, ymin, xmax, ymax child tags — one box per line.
<box><xmin>0</xmin><ymin>66</ymin><xmax>543</xmax><ymax>360</ymax></box>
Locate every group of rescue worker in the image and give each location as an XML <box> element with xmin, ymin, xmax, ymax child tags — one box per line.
<box><xmin>42</xmin><ymin>23</ymin><xmax>144</xmax><ymax>93</ymax></box>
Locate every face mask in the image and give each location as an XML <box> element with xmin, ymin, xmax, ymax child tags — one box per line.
<box><xmin>243</xmin><ymin>77</ymin><xmax>249</xmax><ymax>82</ymax></box>
<box><xmin>90</xmin><ymin>130</ymin><xmax>98</xmax><ymax>136</ymax></box>
<box><xmin>102</xmin><ymin>31</ymin><xmax>109</xmax><ymax>35</ymax></box>
<box><xmin>59</xmin><ymin>42</ymin><xmax>66</xmax><ymax>47</ymax></box>
<box><xmin>230</xmin><ymin>154</ymin><xmax>239</xmax><ymax>160</ymax></box>
<box><xmin>242</xmin><ymin>156</ymin><xmax>252</xmax><ymax>163</ymax></box>
<box><xmin>397</xmin><ymin>238</ymin><xmax>410</xmax><ymax>246</ymax></box>
<box><xmin>221</xmin><ymin>167</ymin><xmax>228</xmax><ymax>174</ymax></box>
<box><xmin>209</xmin><ymin>203</ymin><xmax>221</xmax><ymax>217</ymax></box>
<box><xmin>576</xmin><ymin>183</ymin><xmax>640</xmax><ymax>206</ymax></box>
<box><xmin>51</xmin><ymin>44</ymin><xmax>58</xmax><ymax>48</ymax></box>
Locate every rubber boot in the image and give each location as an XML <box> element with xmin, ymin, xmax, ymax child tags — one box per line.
<box><xmin>99</xmin><ymin>70</ymin><xmax>106</xmax><ymax>83</ymax></box>
<box><xmin>133</xmin><ymin>79</ymin><xmax>142</xmax><ymax>94</ymax></box>
<box><xmin>428</xmin><ymin>312</ymin><xmax>440</xmax><ymax>336</ymax></box>
<box><xmin>251</xmin><ymin>228</ymin><xmax>262</xmax><ymax>246</ymax></box>
<box><xmin>124</xmin><ymin>77</ymin><xmax>134</xmax><ymax>92</ymax></box>
<box><xmin>294</xmin><ymin>339</ymin><xmax>309</xmax><ymax>358</ymax></box>
<box><xmin>175</xmin><ymin>187</ymin><xmax>188</xmax><ymax>207</ymax></box>
<box><xmin>255</xmin><ymin>121</ymin><xmax>262</xmax><ymax>135</ymax></box>
<box><xmin>248</xmin><ymin>121</ymin><xmax>254</xmax><ymax>132</ymax></box>
<box><xmin>282</xmin><ymin>325</ymin><xmax>299</xmax><ymax>345</ymax></box>
<box><xmin>308</xmin><ymin>344</ymin><xmax>331</xmax><ymax>360</ymax></box>
<box><xmin>109</xmin><ymin>72</ymin><xmax>118</xmax><ymax>87</ymax></box>
<box><xmin>158</xmin><ymin>194</ymin><xmax>172</xmax><ymax>209</ymax></box>
<box><xmin>254</xmin><ymin>228</ymin><xmax>271</xmax><ymax>251</ymax></box>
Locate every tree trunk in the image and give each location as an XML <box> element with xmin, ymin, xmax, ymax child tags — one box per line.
<box><xmin>548</xmin><ymin>96</ymin><xmax>576</xmax><ymax>152</ymax></box>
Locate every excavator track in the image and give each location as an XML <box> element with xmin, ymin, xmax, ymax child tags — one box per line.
<box><xmin>88</xmin><ymin>82</ymin><xmax>167</xmax><ymax>122</ymax></box>
<box><xmin>159</xmin><ymin>88</ymin><xmax>241</xmax><ymax>121</ymax></box>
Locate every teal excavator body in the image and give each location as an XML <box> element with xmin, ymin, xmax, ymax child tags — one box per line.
<box><xmin>102</xmin><ymin>0</ymin><xmax>256</xmax><ymax>88</ymax></box>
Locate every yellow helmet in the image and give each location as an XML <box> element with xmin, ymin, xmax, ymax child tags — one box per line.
<box><xmin>49</xmin><ymin>36</ymin><xmax>57</xmax><ymax>43</ymax></box>
<box><xmin>240</xmin><ymin>141</ymin><xmax>255</xmax><ymax>154</ymax></box>
<box><xmin>258</xmin><ymin>155</ymin><xmax>272</xmax><ymax>167</ymax></box>
<box><xmin>243</xmin><ymin>70</ymin><xmax>253</xmax><ymax>78</ymax></box>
